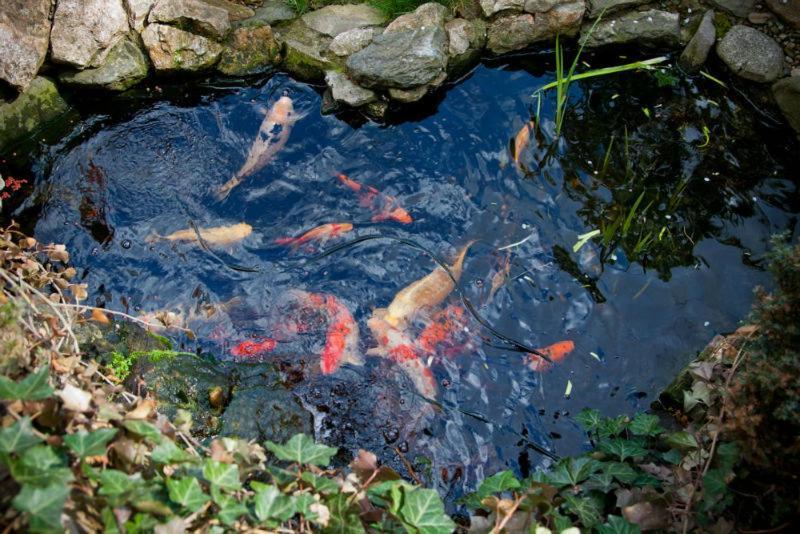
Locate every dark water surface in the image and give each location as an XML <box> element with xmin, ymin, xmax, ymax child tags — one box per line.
<box><xmin>4</xmin><ymin>53</ymin><xmax>799</xmax><ymax>500</ymax></box>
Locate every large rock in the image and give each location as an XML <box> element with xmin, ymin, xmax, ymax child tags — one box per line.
<box><xmin>274</xmin><ymin>19</ymin><xmax>336</xmax><ymax>81</ymax></box>
<box><xmin>679</xmin><ymin>10</ymin><xmax>716</xmax><ymax>72</ymax></box>
<box><xmin>487</xmin><ymin>3</ymin><xmax>584</xmax><ymax>54</ymax></box>
<box><xmin>580</xmin><ymin>9</ymin><xmax>680</xmax><ymax>48</ymax></box>
<box><xmin>142</xmin><ymin>23</ymin><xmax>223</xmax><ymax>71</ymax></box>
<box><xmin>325</xmin><ymin>70</ymin><xmax>376</xmax><ymax>106</ymax></box>
<box><xmin>766</xmin><ymin>0</ymin><xmax>800</xmax><ymax>29</ymax></box>
<box><xmin>125</xmin><ymin>0</ymin><xmax>155</xmax><ymax>32</ymax></box>
<box><xmin>60</xmin><ymin>37</ymin><xmax>149</xmax><ymax>91</ymax></box>
<box><xmin>329</xmin><ymin>28</ymin><xmax>375</xmax><ymax>57</ymax></box>
<box><xmin>717</xmin><ymin>25</ymin><xmax>783</xmax><ymax>82</ymax></box>
<box><xmin>480</xmin><ymin>0</ymin><xmax>525</xmax><ymax>17</ymax></box>
<box><xmin>251</xmin><ymin>0</ymin><xmax>296</xmax><ymax>25</ymax></box>
<box><xmin>586</xmin><ymin>0</ymin><xmax>647</xmax><ymax>18</ymax></box>
<box><xmin>220</xmin><ymin>380</ymin><xmax>312</xmax><ymax>443</ymax></box>
<box><xmin>51</xmin><ymin>0</ymin><xmax>130</xmax><ymax>69</ymax></box>
<box><xmin>148</xmin><ymin>0</ymin><xmax>231</xmax><ymax>40</ymax></box>
<box><xmin>709</xmin><ymin>0</ymin><xmax>755</xmax><ymax>18</ymax></box>
<box><xmin>0</xmin><ymin>77</ymin><xmax>68</xmax><ymax>152</ymax></box>
<box><xmin>346</xmin><ymin>26</ymin><xmax>448</xmax><ymax>89</ymax></box>
<box><xmin>772</xmin><ymin>76</ymin><xmax>800</xmax><ymax>134</ymax></box>
<box><xmin>385</xmin><ymin>2</ymin><xmax>447</xmax><ymax>33</ymax></box>
<box><xmin>203</xmin><ymin>0</ymin><xmax>255</xmax><ymax>21</ymax></box>
<box><xmin>446</xmin><ymin>18</ymin><xmax>487</xmax><ymax>74</ymax></box>
<box><xmin>217</xmin><ymin>22</ymin><xmax>281</xmax><ymax>75</ymax></box>
<box><xmin>0</xmin><ymin>0</ymin><xmax>53</xmax><ymax>91</ymax></box>
<box><xmin>301</xmin><ymin>4</ymin><xmax>385</xmax><ymax>38</ymax></box>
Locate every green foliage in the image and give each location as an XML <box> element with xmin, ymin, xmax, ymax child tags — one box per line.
<box><xmin>284</xmin><ymin>0</ymin><xmax>310</xmax><ymax>15</ymax></box>
<box><xmin>0</xmin><ymin>367</ymin><xmax>53</xmax><ymax>400</ymax></box>
<box><xmin>264</xmin><ymin>432</ymin><xmax>338</xmax><ymax>466</ymax></box>
<box><xmin>369</xmin><ymin>0</ymin><xmax>452</xmax><ymax>19</ymax></box>
<box><xmin>64</xmin><ymin>428</ymin><xmax>118</xmax><ymax>457</ymax></box>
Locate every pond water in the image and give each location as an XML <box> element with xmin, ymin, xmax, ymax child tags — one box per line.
<box><xmin>3</xmin><ymin>50</ymin><xmax>798</xmax><ymax>502</ymax></box>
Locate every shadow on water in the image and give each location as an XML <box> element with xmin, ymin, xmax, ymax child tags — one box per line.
<box><xmin>2</xmin><ymin>50</ymin><xmax>798</xmax><ymax>504</ymax></box>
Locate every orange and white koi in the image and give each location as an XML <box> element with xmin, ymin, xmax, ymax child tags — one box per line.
<box><xmin>275</xmin><ymin>222</ymin><xmax>353</xmax><ymax>249</ymax></box>
<box><xmin>147</xmin><ymin>223</ymin><xmax>252</xmax><ymax>247</ymax></box>
<box><xmin>528</xmin><ymin>340</ymin><xmax>575</xmax><ymax>372</ymax></box>
<box><xmin>336</xmin><ymin>173</ymin><xmax>412</xmax><ymax>224</ymax></box>
<box><xmin>512</xmin><ymin>120</ymin><xmax>535</xmax><ymax>166</ymax></box>
<box><xmin>417</xmin><ymin>304</ymin><xmax>470</xmax><ymax>356</ymax></box>
<box><xmin>217</xmin><ymin>96</ymin><xmax>298</xmax><ymax>200</ymax></box>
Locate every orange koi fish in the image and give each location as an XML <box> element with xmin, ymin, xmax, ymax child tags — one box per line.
<box><xmin>417</xmin><ymin>305</ymin><xmax>468</xmax><ymax>355</ymax></box>
<box><xmin>528</xmin><ymin>340</ymin><xmax>575</xmax><ymax>372</ymax></box>
<box><xmin>512</xmin><ymin>120</ymin><xmax>535</xmax><ymax>166</ymax></box>
<box><xmin>231</xmin><ymin>338</ymin><xmax>277</xmax><ymax>358</ymax></box>
<box><xmin>336</xmin><ymin>173</ymin><xmax>412</xmax><ymax>224</ymax></box>
<box><xmin>319</xmin><ymin>294</ymin><xmax>363</xmax><ymax>374</ymax></box>
<box><xmin>275</xmin><ymin>222</ymin><xmax>353</xmax><ymax>249</ymax></box>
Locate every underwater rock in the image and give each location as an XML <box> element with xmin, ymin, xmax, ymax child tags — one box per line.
<box><xmin>709</xmin><ymin>0</ymin><xmax>755</xmax><ymax>18</ymax></box>
<box><xmin>50</xmin><ymin>0</ymin><xmax>130</xmax><ymax>69</ymax></box>
<box><xmin>274</xmin><ymin>18</ymin><xmax>336</xmax><ymax>81</ymax></box>
<box><xmin>445</xmin><ymin>18</ymin><xmax>486</xmax><ymax>75</ymax></box>
<box><xmin>301</xmin><ymin>4</ymin><xmax>385</xmax><ymax>38</ymax></box>
<box><xmin>717</xmin><ymin>25</ymin><xmax>784</xmax><ymax>82</ymax></box>
<box><xmin>220</xmin><ymin>382</ymin><xmax>313</xmax><ymax>443</ymax></box>
<box><xmin>487</xmin><ymin>3</ymin><xmax>583</xmax><ymax>54</ymax></box>
<box><xmin>765</xmin><ymin>0</ymin><xmax>800</xmax><ymax>29</ymax></box>
<box><xmin>384</xmin><ymin>2</ymin><xmax>447</xmax><ymax>33</ymax></box>
<box><xmin>59</xmin><ymin>37</ymin><xmax>149</xmax><ymax>91</ymax></box>
<box><xmin>0</xmin><ymin>77</ymin><xmax>68</xmax><ymax>152</ymax></box>
<box><xmin>388</xmin><ymin>85</ymin><xmax>430</xmax><ymax>103</ymax></box>
<box><xmin>773</xmin><ymin>76</ymin><xmax>800</xmax><ymax>135</ymax></box>
<box><xmin>148</xmin><ymin>0</ymin><xmax>231</xmax><ymax>41</ymax></box>
<box><xmin>142</xmin><ymin>23</ymin><xmax>223</xmax><ymax>71</ymax></box>
<box><xmin>124</xmin><ymin>0</ymin><xmax>156</xmax><ymax>32</ymax></box>
<box><xmin>0</xmin><ymin>0</ymin><xmax>53</xmax><ymax>91</ymax></box>
<box><xmin>217</xmin><ymin>22</ymin><xmax>281</xmax><ymax>75</ymax></box>
<box><xmin>679</xmin><ymin>10</ymin><xmax>716</xmax><ymax>72</ymax></box>
<box><xmin>325</xmin><ymin>70</ymin><xmax>377</xmax><ymax>107</ymax></box>
<box><xmin>580</xmin><ymin>9</ymin><xmax>680</xmax><ymax>48</ymax></box>
<box><xmin>329</xmin><ymin>28</ymin><xmax>375</xmax><ymax>57</ymax></box>
<box><xmin>347</xmin><ymin>26</ymin><xmax>449</xmax><ymax>89</ymax></box>
<box><xmin>250</xmin><ymin>0</ymin><xmax>296</xmax><ymax>26</ymax></box>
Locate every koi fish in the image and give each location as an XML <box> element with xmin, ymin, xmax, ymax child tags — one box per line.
<box><xmin>79</xmin><ymin>160</ymin><xmax>115</xmax><ymax>245</ymax></box>
<box><xmin>417</xmin><ymin>305</ymin><xmax>468</xmax><ymax>355</ymax></box>
<box><xmin>374</xmin><ymin>241</ymin><xmax>473</xmax><ymax>329</ymax></box>
<box><xmin>147</xmin><ymin>223</ymin><xmax>252</xmax><ymax>247</ymax></box>
<box><xmin>528</xmin><ymin>340</ymin><xmax>575</xmax><ymax>372</ymax></box>
<box><xmin>512</xmin><ymin>120</ymin><xmax>535</xmax><ymax>165</ymax></box>
<box><xmin>336</xmin><ymin>173</ymin><xmax>412</xmax><ymax>224</ymax></box>
<box><xmin>231</xmin><ymin>338</ymin><xmax>277</xmax><ymax>358</ymax></box>
<box><xmin>275</xmin><ymin>222</ymin><xmax>353</xmax><ymax>249</ymax></box>
<box><xmin>487</xmin><ymin>254</ymin><xmax>511</xmax><ymax>303</ymax></box>
<box><xmin>216</xmin><ymin>96</ymin><xmax>297</xmax><ymax>200</ymax></box>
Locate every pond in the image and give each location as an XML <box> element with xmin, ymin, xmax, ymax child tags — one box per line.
<box><xmin>3</xmin><ymin>50</ymin><xmax>798</xmax><ymax>502</ymax></box>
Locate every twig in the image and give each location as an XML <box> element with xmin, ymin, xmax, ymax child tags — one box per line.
<box><xmin>53</xmin><ymin>302</ymin><xmax>195</xmax><ymax>336</ymax></box>
<box><xmin>393</xmin><ymin>446</ymin><xmax>423</xmax><ymax>486</ymax></box>
<box><xmin>493</xmin><ymin>495</ymin><xmax>524</xmax><ymax>533</ymax></box>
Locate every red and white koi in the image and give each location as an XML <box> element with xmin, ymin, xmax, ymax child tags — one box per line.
<box><xmin>275</xmin><ymin>222</ymin><xmax>353</xmax><ymax>249</ymax></box>
<box><xmin>528</xmin><ymin>340</ymin><xmax>575</xmax><ymax>372</ymax></box>
<box><xmin>336</xmin><ymin>173</ymin><xmax>412</xmax><ymax>224</ymax></box>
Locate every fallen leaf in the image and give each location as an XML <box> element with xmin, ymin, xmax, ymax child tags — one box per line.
<box><xmin>125</xmin><ymin>398</ymin><xmax>156</xmax><ymax>420</ymax></box>
<box><xmin>623</xmin><ymin>501</ymin><xmax>670</xmax><ymax>530</ymax></box>
<box><xmin>309</xmin><ymin>503</ymin><xmax>330</xmax><ymax>527</ymax></box>
<box><xmin>58</xmin><ymin>383</ymin><xmax>92</xmax><ymax>412</ymax></box>
<box><xmin>350</xmin><ymin>449</ymin><xmax>378</xmax><ymax>482</ymax></box>
<box><xmin>91</xmin><ymin>308</ymin><xmax>110</xmax><ymax>324</ymax></box>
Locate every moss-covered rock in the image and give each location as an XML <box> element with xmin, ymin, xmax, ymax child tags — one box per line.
<box><xmin>217</xmin><ymin>22</ymin><xmax>282</xmax><ymax>76</ymax></box>
<box><xmin>0</xmin><ymin>77</ymin><xmax>69</xmax><ymax>153</ymax></box>
<box><xmin>59</xmin><ymin>37</ymin><xmax>150</xmax><ymax>91</ymax></box>
<box><xmin>274</xmin><ymin>18</ymin><xmax>339</xmax><ymax>81</ymax></box>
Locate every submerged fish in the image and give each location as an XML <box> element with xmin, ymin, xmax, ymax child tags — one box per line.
<box><xmin>417</xmin><ymin>304</ymin><xmax>469</xmax><ymax>356</ymax></box>
<box><xmin>231</xmin><ymin>338</ymin><xmax>277</xmax><ymax>358</ymax></box>
<box><xmin>216</xmin><ymin>96</ymin><xmax>298</xmax><ymax>200</ymax></box>
<box><xmin>528</xmin><ymin>340</ymin><xmax>575</xmax><ymax>372</ymax></box>
<box><xmin>512</xmin><ymin>120</ymin><xmax>535</xmax><ymax>166</ymax></box>
<box><xmin>487</xmin><ymin>253</ymin><xmax>511</xmax><ymax>303</ymax></box>
<box><xmin>337</xmin><ymin>173</ymin><xmax>412</xmax><ymax>224</ymax></box>
<box><xmin>375</xmin><ymin>241</ymin><xmax>473</xmax><ymax>329</ymax></box>
<box><xmin>147</xmin><ymin>223</ymin><xmax>252</xmax><ymax>247</ymax></box>
<box><xmin>275</xmin><ymin>222</ymin><xmax>353</xmax><ymax>249</ymax></box>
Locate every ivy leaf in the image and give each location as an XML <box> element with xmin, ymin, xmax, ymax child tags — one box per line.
<box><xmin>203</xmin><ymin>459</ymin><xmax>241</xmax><ymax>491</ymax></box>
<box><xmin>683</xmin><ymin>381</ymin><xmax>712</xmax><ymax>412</ymax></box>
<box><xmin>151</xmin><ymin>440</ymin><xmax>193</xmax><ymax>464</ymax></box>
<box><xmin>264</xmin><ymin>433</ymin><xmax>337</xmax><ymax>466</ymax></box>
<box><xmin>563</xmin><ymin>493</ymin><xmax>603</xmax><ymax>528</ymax></box>
<box><xmin>597</xmin><ymin>415</ymin><xmax>629</xmax><ymax>438</ymax></box>
<box><xmin>326</xmin><ymin>493</ymin><xmax>366</xmax><ymax>534</ymax></box>
<box><xmin>665</xmin><ymin>431</ymin><xmax>698</xmax><ymax>450</ymax></box>
<box><xmin>548</xmin><ymin>457</ymin><xmax>600</xmax><ymax>487</ymax></box>
<box><xmin>0</xmin><ymin>417</ymin><xmax>42</xmax><ymax>453</ymax></box>
<box><xmin>64</xmin><ymin>429</ymin><xmax>118</xmax><ymax>458</ymax></box>
<box><xmin>9</xmin><ymin>446</ymin><xmax>73</xmax><ymax>487</ymax></box>
<box><xmin>715</xmin><ymin>442</ymin><xmax>739</xmax><ymax>473</ymax></box>
<box><xmin>0</xmin><ymin>367</ymin><xmax>53</xmax><ymax>401</ymax></box>
<box><xmin>122</xmin><ymin>420</ymin><xmax>163</xmax><ymax>443</ymax></box>
<box><xmin>661</xmin><ymin>449</ymin><xmax>683</xmax><ymax>465</ymax></box>
<box><xmin>477</xmin><ymin>470</ymin><xmax>521</xmax><ymax>497</ymax></box>
<box><xmin>598</xmin><ymin>438</ymin><xmax>648</xmax><ymax>461</ymax></box>
<box><xmin>628</xmin><ymin>414</ymin><xmax>663</xmax><ymax>437</ymax></box>
<box><xmin>597</xmin><ymin>515</ymin><xmax>642</xmax><ymax>534</ymax></box>
<box><xmin>399</xmin><ymin>488</ymin><xmax>456</xmax><ymax>534</ymax></box>
<box><xmin>703</xmin><ymin>468</ymin><xmax>729</xmax><ymax>500</ymax></box>
<box><xmin>295</xmin><ymin>493</ymin><xmax>316</xmax><ymax>518</ymax></box>
<box><xmin>582</xmin><ymin>472</ymin><xmax>615</xmax><ymax>492</ymax></box>
<box><xmin>602</xmin><ymin>462</ymin><xmax>638</xmax><ymax>484</ymax></box>
<box><xmin>217</xmin><ymin>501</ymin><xmax>248</xmax><ymax>526</ymax></box>
<box><xmin>253</xmin><ymin>484</ymin><xmax>296</xmax><ymax>523</ymax></box>
<box><xmin>574</xmin><ymin>408</ymin><xmax>601</xmax><ymax>431</ymax></box>
<box><xmin>300</xmin><ymin>471</ymin><xmax>340</xmax><ymax>494</ymax></box>
<box><xmin>167</xmin><ymin>477</ymin><xmax>209</xmax><ymax>513</ymax></box>
<box><xmin>12</xmin><ymin>483</ymin><xmax>71</xmax><ymax>531</ymax></box>
<box><xmin>99</xmin><ymin>470</ymin><xmax>141</xmax><ymax>497</ymax></box>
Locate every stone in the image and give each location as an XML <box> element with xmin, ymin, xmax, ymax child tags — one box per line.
<box><xmin>586</xmin><ymin>0</ymin><xmax>647</xmax><ymax>18</ymax></box>
<box><xmin>51</xmin><ymin>0</ymin><xmax>130</xmax><ymax>69</ymax></box>
<box><xmin>0</xmin><ymin>0</ymin><xmax>53</xmax><ymax>91</ymax></box>
<box><xmin>747</xmin><ymin>11</ymin><xmax>772</xmax><ymax>24</ymax></box>
<box><xmin>149</xmin><ymin>0</ymin><xmax>231</xmax><ymax>40</ymax></box>
<box><xmin>385</xmin><ymin>3</ymin><xmax>447</xmax><ymax>33</ymax></box>
<box><xmin>388</xmin><ymin>85</ymin><xmax>429</xmax><ymax>103</ymax></box>
<box><xmin>251</xmin><ymin>0</ymin><xmax>296</xmax><ymax>25</ymax></box>
<box><xmin>203</xmin><ymin>0</ymin><xmax>255</xmax><ymax>21</ymax></box>
<box><xmin>766</xmin><ymin>0</ymin><xmax>800</xmax><ymax>29</ymax></box>
<box><xmin>142</xmin><ymin>23</ymin><xmax>223</xmax><ymax>71</ymax></box>
<box><xmin>217</xmin><ymin>22</ymin><xmax>281</xmax><ymax>75</ymax></box>
<box><xmin>446</xmin><ymin>18</ymin><xmax>487</xmax><ymax>74</ymax></box>
<box><xmin>329</xmin><ymin>28</ymin><xmax>375</xmax><ymax>57</ymax></box>
<box><xmin>524</xmin><ymin>0</ymin><xmax>562</xmax><ymax>12</ymax></box>
<box><xmin>480</xmin><ymin>0</ymin><xmax>526</xmax><ymax>17</ymax></box>
<box><xmin>717</xmin><ymin>25</ymin><xmax>783</xmax><ymax>82</ymax></box>
<box><xmin>580</xmin><ymin>9</ymin><xmax>680</xmax><ymax>48</ymax></box>
<box><xmin>709</xmin><ymin>0</ymin><xmax>755</xmax><ymax>18</ymax></box>
<box><xmin>679</xmin><ymin>10</ymin><xmax>716</xmax><ymax>72</ymax></box>
<box><xmin>364</xmin><ymin>99</ymin><xmax>389</xmax><ymax>119</ymax></box>
<box><xmin>301</xmin><ymin>4</ymin><xmax>385</xmax><ymax>38</ymax></box>
<box><xmin>125</xmin><ymin>0</ymin><xmax>155</xmax><ymax>32</ymax></box>
<box><xmin>456</xmin><ymin>0</ymin><xmax>484</xmax><ymax>19</ymax></box>
<box><xmin>487</xmin><ymin>3</ymin><xmax>584</xmax><ymax>54</ymax></box>
<box><xmin>60</xmin><ymin>37</ymin><xmax>149</xmax><ymax>91</ymax></box>
<box><xmin>325</xmin><ymin>70</ymin><xmax>376</xmax><ymax>106</ymax></box>
<box><xmin>275</xmin><ymin>19</ymin><xmax>336</xmax><ymax>81</ymax></box>
<box><xmin>772</xmin><ymin>76</ymin><xmax>800</xmax><ymax>134</ymax></box>
<box><xmin>347</xmin><ymin>26</ymin><xmax>448</xmax><ymax>89</ymax></box>
<box><xmin>0</xmin><ymin>77</ymin><xmax>68</xmax><ymax>151</ymax></box>
<box><xmin>220</xmin><ymin>385</ymin><xmax>312</xmax><ymax>443</ymax></box>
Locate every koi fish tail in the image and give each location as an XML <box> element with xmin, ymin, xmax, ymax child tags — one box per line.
<box><xmin>215</xmin><ymin>175</ymin><xmax>241</xmax><ymax>201</ymax></box>
<box><xmin>274</xmin><ymin>237</ymin><xmax>297</xmax><ymax>247</ymax></box>
<box><xmin>145</xmin><ymin>232</ymin><xmax>162</xmax><ymax>244</ymax></box>
<box><xmin>337</xmin><ymin>173</ymin><xmax>361</xmax><ymax>192</ymax></box>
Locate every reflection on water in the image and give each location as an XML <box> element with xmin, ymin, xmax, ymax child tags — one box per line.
<box><xmin>5</xmin><ymin>52</ymin><xmax>799</xmax><ymax>501</ymax></box>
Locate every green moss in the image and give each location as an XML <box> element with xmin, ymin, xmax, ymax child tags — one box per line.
<box><xmin>713</xmin><ymin>12</ymin><xmax>732</xmax><ymax>39</ymax></box>
<box><xmin>146</xmin><ymin>332</ymin><xmax>173</xmax><ymax>350</ymax></box>
<box><xmin>107</xmin><ymin>349</ymin><xmax>194</xmax><ymax>381</ymax></box>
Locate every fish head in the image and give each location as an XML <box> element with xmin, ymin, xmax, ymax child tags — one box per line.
<box><xmin>389</xmin><ymin>207</ymin><xmax>412</xmax><ymax>224</ymax></box>
<box><xmin>270</xmin><ymin>96</ymin><xmax>295</xmax><ymax>123</ymax></box>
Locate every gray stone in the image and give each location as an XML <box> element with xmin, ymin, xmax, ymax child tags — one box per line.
<box><xmin>203</xmin><ymin>0</ymin><xmax>255</xmax><ymax>22</ymax></box>
<box><xmin>0</xmin><ymin>0</ymin><xmax>53</xmax><ymax>91</ymax></box>
<box><xmin>149</xmin><ymin>0</ymin><xmax>231</xmax><ymax>40</ymax></box>
<box><xmin>51</xmin><ymin>0</ymin><xmax>130</xmax><ymax>69</ymax></box>
<box><xmin>251</xmin><ymin>0</ymin><xmax>296</xmax><ymax>25</ymax></box>
<box><xmin>388</xmin><ymin>85</ymin><xmax>429</xmax><ymax>103</ymax></box>
<box><xmin>385</xmin><ymin>3</ymin><xmax>447</xmax><ymax>33</ymax></box>
<box><xmin>766</xmin><ymin>0</ymin><xmax>800</xmax><ymax>29</ymax></box>
<box><xmin>301</xmin><ymin>4</ymin><xmax>385</xmax><ymax>38</ymax></box>
<box><xmin>446</xmin><ymin>18</ymin><xmax>487</xmax><ymax>74</ymax></box>
<box><xmin>709</xmin><ymin>0</ymin><xmax>755</xmax><ymax>18</ymax></box>
<box><xmin>220</xmin><ymin>385</ymin><xmax>312</xmax><ymax>444</ymax></box>
<box><xmin>772</xmin><ymin>76</ymin><xmax>800</xmax><ymax>134</ymax></box>
<box><xmin>580</xmin><ymin>9</ymin><xmax>680</xmax><ymax>48</ymax></box>
<box><xmin>586</xmin><ymin>0</ymin><xmax>647</xmax><ymax>18</ymax></box>
<box><xmin>480</xmin><ymin>0</ymin><xmax>526</xmax><ymax>17</ymax></box>
<box><xmin>60</xmin><ymin>37</ymin><xmax>149</xmax><ymax>91</ymax></box>
<box><xmin>679</xmin><ymin>10</ymin><xmax>716</xmax><ymax>72</ymax></box>
<box><xmin>717</xmin><ymin>25</ymin><xmax>783</xmax><ymax>82</ymax></box>
<box><xmin>364</xmin><ymin>99</ymin><xmax>389</xmax><ymax>119</ymax></box>
<box><xmin>524</xmin><ymin>0</ymin><xmax>562</xmax><ymax>12</ymax></box>
<box><xmin>217</xmin><ymin>22</ymin><xmax>281</xmax><ymax>75</ymax></box>
<box><xmin>125</xmin><ymin>0</ymin><xmax>155</xmax><ymax>32</ymax></box>
<box><xmin>329</xmin><ymin>28</ymin><xmax>375</xmax><ymax>57</ymax></box>
<box><xmin>325</xmin><ymin>70</ymin><xmax>376</xmax><ymax>106</ymax></box>
<box><xmin>141</xmin><ymin>23</ymin><xmax>223</xmax><ymax>71</ymax></box>
<box><xmin>0</xmin><ymin>77</ymin><xmax>68</xmax><ymax>151</ymax></box>
<box><xmin>487</xmin><ymin>3</ymin><xmax>584</xmax><ymax>54</ymax></box>
<box><xmin>275</xmin><ymin>19</ymin><xmax>336</xmax><ymax>81</ymax></box>
<box><xmin>347</xmin><ymin>26</ymin><xmax>448</xmax><ymax>89</ymax></box>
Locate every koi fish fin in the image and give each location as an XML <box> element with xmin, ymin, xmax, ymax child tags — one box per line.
<box><xmin>274</xmin><ymin>237</ymin><xmax>296</xmax><ymax>246</ymax></box>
